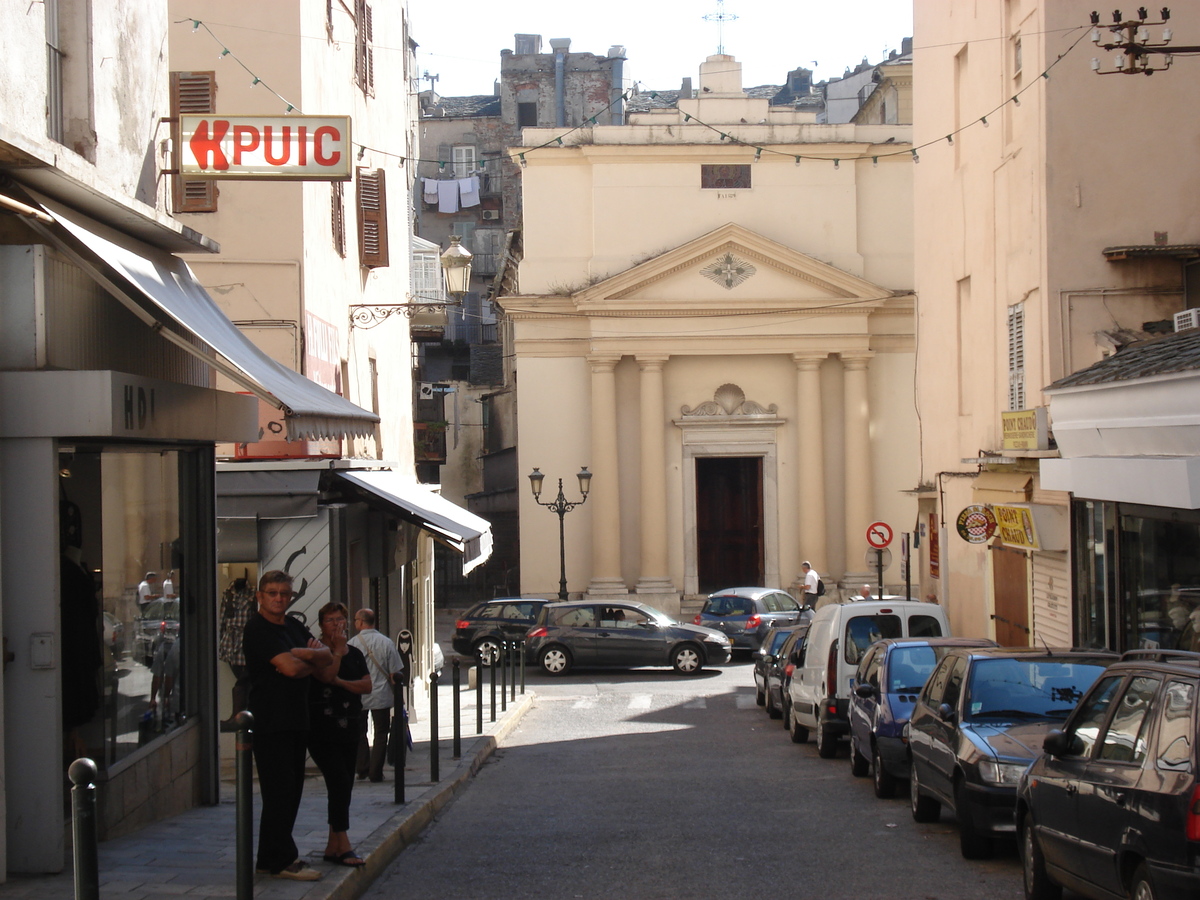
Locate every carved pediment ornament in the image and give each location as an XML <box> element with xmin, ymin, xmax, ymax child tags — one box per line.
<box><xmin>700</xmin><ymin>252</ymin><xmax>757</xmax><ymax>290</ymax></box>
<box><xmin>681</xmin><ymin>383</ymin><xmax>778</xmax><ymax>417</ymax></box>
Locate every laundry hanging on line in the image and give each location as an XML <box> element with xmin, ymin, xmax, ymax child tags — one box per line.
<box><xmin>423</xmin><ymin>176</ymin><xmax>482</xmax><ymax>214</ymax></box>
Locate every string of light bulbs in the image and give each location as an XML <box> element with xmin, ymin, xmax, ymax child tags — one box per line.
<box><xmin>181</xmin><ymin>17</ymin><xmax>1091</xmax><ymax>172</ymax></box>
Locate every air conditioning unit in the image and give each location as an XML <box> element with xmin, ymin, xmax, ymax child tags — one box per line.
<box><xmin>480</xmin><ymin>210</ymin><xmax>501</xmax><ymax>221</ymax></box>
<box><xmin>1174</xmin><ymin>308</ymin><xmax>1200</xmax><ymax>332</ymax></box>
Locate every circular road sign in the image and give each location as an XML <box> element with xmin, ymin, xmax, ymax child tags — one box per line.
<box><xmin>865</xmin><ymin>547</ymin><xmax>893</xmax><ymax>570</ymax></box>
<box><xmin>866</xmin><ymin>521</ymin><xmax>893</xmax><ymax>549</ymax></box>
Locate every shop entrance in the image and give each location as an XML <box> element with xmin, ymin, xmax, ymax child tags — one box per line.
<box><xmin>696</xmin><ymin>456</ymin><xmax>764</xmax><ymax>593</ymax></box>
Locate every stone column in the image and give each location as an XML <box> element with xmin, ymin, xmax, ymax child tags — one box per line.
<box><xmin>842</xmin><ymin>352</ymin><xmax>875</xmax><ymax>578</ymax></box>
<box><xmin>587</xmin><ymin>355</ymin><xmax>627</xmax><ymax>597</ymax></box>
<box><xmin>635</xmin><ymin>356</ymin><xmax>675</xmax><ymax>600</ymax></box>
<box><xmin>793</xmin><ymin>353</ymin><xmax>827</xmax><ymax>578</ymax></box>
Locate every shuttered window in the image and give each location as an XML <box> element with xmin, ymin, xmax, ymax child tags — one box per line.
<box><xmin>331</xmin><ymin>181</ymin><xmax>346</xmax><ymax>257</ymax></box>
<box><xmin>354</xmin><ymin>0</ymin><xmax>374</xmax><ymax>96</ymax></box>
<box><xmin>1008</xmin><ymin>302</ymin><xmax>1025</xmax><ymax>411</ymax></box>
<box><xmin>170</xmin><ymin>71</ymin><xmax>218</xmax><ymax>213</ymax></box>
<box><xmin>356</xmin><ymin>167</ymin><xmax>389</xmax><ymax>268</ymax></box>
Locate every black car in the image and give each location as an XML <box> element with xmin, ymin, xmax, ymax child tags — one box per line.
<box><xmin>452</xmin><ymin>598</ymin><xmax>550</xmax><ymax>664</ymax></box>
<box><xmin>695</xmin><ymin>587</ymin><xmax>807</xmax><ymax>653</ymax></box>
<box><xmin>135</xmin><ymin>598</ymin><xmax>180</xmax><ymax>667</ymax></box>
<box><xmin>1017</xmin><ymin>649</ymin><xmax>1200</xmax><ymax>900</ymax></box>
<box><xmin>525</xmin><ymin>600</ymin><xmax>732</xmax><ymax>676</ymax></box>
<box><xmin>906</xmin><ymin>647</ymin><xmax>1115</xmax><ymax>859</ymax></box>
<box><xmin>753</xmin><ymin>624</ymin><xmax>808</xmax><ymax>720</ymax></box>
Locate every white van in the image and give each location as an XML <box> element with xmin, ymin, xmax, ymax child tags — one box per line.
<box><xmin>786</xmin><ymin>599</ymin><xmax>950</xmax><ymax>758</ymax></box>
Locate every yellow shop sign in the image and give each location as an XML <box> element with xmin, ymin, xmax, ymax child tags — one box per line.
<box><xmin>992</xmin><ymin>504</ymin><xmax>1040</xmax><ymax>550</ymax></box>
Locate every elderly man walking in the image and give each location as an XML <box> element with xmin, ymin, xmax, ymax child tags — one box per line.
<box><xmin>349</xmin><ymin>608</ymin><xmax>403</xmax><ymax>782</ymax></box>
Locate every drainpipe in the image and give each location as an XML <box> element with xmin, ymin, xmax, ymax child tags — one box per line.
<box><xmin>550</xmin><ymin>38</ymin><xmax>571</xmax><ymax>127</ymax></box>
<box><xmin>608</xmin><ymin>46</ymin><xmax>626</xmax><ymax>125</ymax></box>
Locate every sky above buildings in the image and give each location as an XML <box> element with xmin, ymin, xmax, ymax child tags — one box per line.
<box><xmin>409</xmin><ymin>0</ymin><xmax>914</xmax><ymax>97</ymax></box>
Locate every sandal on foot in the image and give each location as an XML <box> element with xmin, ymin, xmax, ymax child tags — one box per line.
<box><xmin>323</xmin><ymin>851</ymin><xmax>366</xmax><ymax>867</ymax></box>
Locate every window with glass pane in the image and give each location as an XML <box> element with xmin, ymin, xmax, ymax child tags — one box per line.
<box><xmin>1069</xmin><ymin>675</ymin><xmax>1124</xmax><ymax>758</ymax></box>
<box><xmin>1099</xmin><ymin>675</ymin><xmax>1160</xmax><ymax>763</ymax></box>
<box><xmin>844</xmin><ymin>615</ymin><xmax>902</xmax><ymax>663</ymax></box>
<box><xmin>452</xmin><ymin>145</ymin><xmax>476</xmax><ymax>178</ymax></box>
<box><xmin>60</xmin><ymin>448</ymin><xmax>191</xmax><ymax>769</ymax></box>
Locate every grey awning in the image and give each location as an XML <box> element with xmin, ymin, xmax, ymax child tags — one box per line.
<box><xmin>216</xmin><ymin>468</ymin><xmax>321</xmax><ymax>519</ymax></box>
<box><xmin>26</xmin><ymin>191</ymin><xmax>379</xmax><ymax>441</ymax></box>
<box><xmin>334</xmin><ymin>470</ymin><xmax>493</xmax><ymax>574</ymax></box>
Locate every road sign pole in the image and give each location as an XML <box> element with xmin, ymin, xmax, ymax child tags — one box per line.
<box><xmin>903</xmin><ymin>533</ymin><xmax>911</xmax><ymax>602</ymax></box>
<box><xmin>876</xmin><ymin>549</ymin><xmax>884</xmax><ymax>597</ymax></box>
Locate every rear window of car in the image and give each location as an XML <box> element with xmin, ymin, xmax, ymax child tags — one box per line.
<box><xmin>470</xmin><ymin>604</ymin><xmax>503</xmax><ymax>620</ymax></box>
<box><xmin>548</xmin><ymin>606</ymin><xmax>596</xmax><ymax>628</ymax></box>
<box><xmin>908</xmin><ymin>615</ymin><xmax>943</xmax><ymax>638</ymax></box>
<box><xmin>705</xmin><ymin>596</ymin><xmax>754</xmax><ymax>617</ymax></box>
<box><xmin>844</xmin><ymin>615</ymin><xmax>902</xmax><ymax>664</ymax></box>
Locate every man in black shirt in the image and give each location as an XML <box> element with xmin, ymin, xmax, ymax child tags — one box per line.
<box><xmin>243</xmin><ymin>570</ymin><xmax>333</xmax><ymax>881</ymax></box>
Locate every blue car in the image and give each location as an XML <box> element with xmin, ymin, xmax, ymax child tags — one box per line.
<box><xmin>848</xmin><ymin>637</ymin><xmax>996</xmax><ymax>798</ymax></box>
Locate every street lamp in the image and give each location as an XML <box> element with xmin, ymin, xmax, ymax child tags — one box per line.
<box><xmin>439</xmin><ymin>234</ymin><xmax>473</xmax><ymax>299</ymax></box>
<box><xmin>528</xmin><ymin>466</ymin><xmax>592</xmax><ymax>600</ymax></box>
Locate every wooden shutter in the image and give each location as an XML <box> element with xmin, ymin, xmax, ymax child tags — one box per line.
<box><xmin>331</xmin><ymin>181</ymin><xmax>346</xmax><ymax>257</ymax></box>
<box><xmin>170</xmin><ymin>71</ymin><xmax>218</xmax><ymax>213</ymax></box>
<box><xmin>357</xmin><ymin>167</ymin><xmax>389</xmax><ymax>268</ymax></box>
<box><xmin>355</xmin><ymin>0</ymin><xmax>374</xmax><ymax>96</ymax></box>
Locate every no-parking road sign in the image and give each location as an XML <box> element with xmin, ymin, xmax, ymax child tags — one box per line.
<box><xmin>866</xmin><ymin>521</ymin><xmax>893</xmax><ymax>549</ymax></box>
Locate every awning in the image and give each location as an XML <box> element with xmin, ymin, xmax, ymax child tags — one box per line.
<box><xmin>334</xmin><ymin>470</ymin><xmax>493</xmax><ymax>574</ymax></box>
<box><xmin>24</xmin><ymin>190</ymin><xmax>379</xmax><ymax>441</ymax></box>
<box><xmin>971</xmin><ymin>471</ymin><xmax>1032</xmax><ymax>505</ymax></box>
<box><xmin>216</xmin><ymin>468</ymin><xmax>321</xmax><ymax>519</ymax></box>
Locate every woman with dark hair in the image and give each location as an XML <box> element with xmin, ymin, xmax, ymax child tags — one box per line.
<box><xmin>308</xmin><ymin>602</ymin><xmax>371</xmax><ymax>867</ymax></box>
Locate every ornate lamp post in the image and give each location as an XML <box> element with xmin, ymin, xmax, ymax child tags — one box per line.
<box><xmin>349</xmin><ymin>235</ymin><xmax>472</xmax><ymax>328</ymax></box>
<box><xmin>439</xmin><ymin>234</ymin><xmax>473</xmax><ymax>299</ymax></box>
<box><xmin>528</xmin><ymin>466</ymin><xmax>592</xmax><ymax>601</ymax></box>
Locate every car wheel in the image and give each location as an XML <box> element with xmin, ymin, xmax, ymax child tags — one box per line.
<box><xmin>816</xmin><ymin>712</ymin><xmax>838</xmax><ymax>759</ymax></box>
<box><xmin>955</xmin><ymin>779</ymin><xmax>993</xmax><ymax>859</ymax></box>
<box><xmin>850</xmin><ymin>735</ymin><xmax>870</xmax><ymax>777</ymax></box>
<box><xmin>1021</xmin><ymin>812</ymin><xmax>1061</xmax><ymax>900</ymax></box>
<box><xmin>473</xmin><ymin>637</ymin><xmax>501</xmax><ymax>666</ymax></box>
<box><xmin>788</xmin><ymin>705</ymin><xmax>809</xmax><ymax>744</ymax></box>
<box><xmin>909</xmin><ymin>762</ymin><xmax>941</xmax><ymax>822</ymax></box>
<box><xmin>671</xmin><ymin>643</ymin><xmax>703</xmax><ymax>675</ymax></box>
<box><xmin>1130</xmin><ymin>864</ymin><xmax>1156</xmax><ymax>900</ymax></box>
<box><xmin>755</xmin><ymin>684</ymin><xmax>766</xmax><ymax>706</ymax></box>
<box><xmin>539</xmin><ymin>645</ymin><xmax>572</xmax><ymax>676</ymax></box>
<box><xmin>871</xmin><ymin>743</ymin><xmax>897</xmax><ymax>799</ymax></box>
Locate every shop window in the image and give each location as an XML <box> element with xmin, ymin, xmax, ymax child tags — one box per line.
<box><xmin>59</xmin><ymin>446</ymin><xmax>209</xmax><ymax>769</ymax></box>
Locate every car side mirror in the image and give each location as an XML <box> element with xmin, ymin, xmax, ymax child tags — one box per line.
<box><xmin>937</xmin><ymin>702</ymin><xmax>957</xmax><ymax>723</ymax></box>
<box><xmin>855</xmin><ymin>683</ymin><xmax>877</xmax><ymax>698</ymax></box>
<box><xmin>1042</xmin><ymin>730</ymin><xmax>1082</xmax><ymax>757</ymax></box>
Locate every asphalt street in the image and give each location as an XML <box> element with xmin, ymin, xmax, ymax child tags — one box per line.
<box><xmin>364</xmin><ymin>656</ymin><xmax>1031</xmax><ymax>900</ymax></box>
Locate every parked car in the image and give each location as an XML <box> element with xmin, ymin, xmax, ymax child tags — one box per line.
<box><xmin>102</xmin><ymin>611</ymin><xmax>126</xmax><ymax>660</ymax></box>
<box><xmin>848</xmin><ymin>637</ymin><xmax>997</xmax><ymax>798</ymax></box>
<box><xmin>526</xmin><ymin>600</ymin><xmax>731</xmax><ymax>676</ymax></box>
<box><xmin>753</xmin><ymin>624</ymin><xmax>808</xmax><ymax>719</ymax></box>
<box><xmin>452</xmin><ymin>598</ymin><xmax>550</xmax><ymax>664</ymax></box>
<box><xmin>788</xmin><ymin>599</ymin><xmax>951</xmax><ymax>758</ymax></box>
<box><xmin>906</xmin><ymin>647</ymin><xmax>1115</xmax><ymax>859</ymax></box>
<box><xmin>769</xmin><ymin>626</ymin><xmax>809</xmax><ymax>725</ymax></box>
<box><xmin>135</xmin><ymin>598</ymin><xmax>179</xmax><ymax>666</ymax></box>
<box><xmin>1017</xmin><ymin>649</ymin><xmax>1200</xmax><ymax>900</ymax></box>
<box><xmin>695</xmin><ymin>587</ymin><xmax>807</xmax><ymax>653</ymax></box>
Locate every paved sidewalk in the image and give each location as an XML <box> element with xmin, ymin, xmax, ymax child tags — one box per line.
<box><xmin>0</xmin><ymin>666</ymin><xmax>533</xmax><ymax>900</ymax></box>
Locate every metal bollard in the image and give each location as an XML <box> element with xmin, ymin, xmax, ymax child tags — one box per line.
<box><xmin>510</xmin><ymin>637</ymin><xmax>517</xmax><ymax>702</ymax></box>
<box><xmin>429</xmin><ymin>669</ymin><xmax>440</xmax><ymax>783</ymax></box>
<box><xmin>500</xmin><ymin>641</ymin><xmax>508</xmax><ymax>713</ymax></box>
<box><xmin>476</xmin><ymin>657</ymin><xmax>484</xmax><ymax>734</ymax></box>
<box><xmin>68</xmin><ymin>758</ymin><xmax>99</xmax><ymax>900</ymax></box>
<box><xmin>233</xmin><ymin>711</ymin><xmax>255</xmax><ymax>900</ymax></box>
<box><xmin>489</xmin><ymin>647</ymin><xmax>497</xmax><ymax>723</ymax></box>
<box><xmin>393</xmin><ymin>681</ymin><xmax>406</xmax><ymax>805</ymax></box>
<box><xmin>452</xmin><ymin>658</ymin><xmax>462</xmax><ymax>759</ymax></box>
<box><xmin>519</xmin><ymin>638</ymin><xmax>527</xmax><ymax>694</ymax></box>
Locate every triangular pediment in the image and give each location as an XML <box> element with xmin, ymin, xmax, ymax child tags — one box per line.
<box><xmin>573</xmin><ymin>223</ymin><xmax>895</xmax><ymax>312</ymax></box>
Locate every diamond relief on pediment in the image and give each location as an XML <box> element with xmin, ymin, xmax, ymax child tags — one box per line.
<box><xmin>681</xmin><ymin>383</ymin><xmax>778</xmax><ymax>417</ymax></box>
<box><xmin>699</xmin><ymin>252</ymin><xmax>757</xmax><ymax>290</ymax></box>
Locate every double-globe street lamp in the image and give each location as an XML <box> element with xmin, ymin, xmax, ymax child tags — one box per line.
<box><xmin>528</xmin><ymin>466</ymin><xmax>592</xmax><ymax>601</ymax></box>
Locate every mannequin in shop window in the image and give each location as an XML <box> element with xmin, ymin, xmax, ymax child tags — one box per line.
<box><xmin>60</xmin><ymin>498</ymin><xmax>102</xmax><ymax>759</ymax></box>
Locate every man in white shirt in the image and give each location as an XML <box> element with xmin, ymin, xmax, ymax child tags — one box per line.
<box><xmin>137</xmin><ymin>572</ymin><xmax>161</xmax><ymax>607</ymax></box>
<box><xmin>801</xmin><ymin>561</ymin><xmax>820</xmax><ymax>608</ymax></box>
<box><xmin>348</xmin><ymin>609</ymin><xmax>403</xmax><ymax>782</ymax></box>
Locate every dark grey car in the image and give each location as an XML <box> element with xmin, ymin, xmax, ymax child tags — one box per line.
<box><xmin>526</xmin><ymin>600</ymin><xmax>732</xmax><ymax>676</ymax></box>
<box><xmin>695</xmin><ymin>587</ymin><xmax>807</xmax><ymax>653</ymax></box>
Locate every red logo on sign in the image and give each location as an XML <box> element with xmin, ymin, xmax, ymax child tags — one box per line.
<box><xmin>187</xmin><ymin>121</ymin><xmax>344</xmax><ymax>170</ymax></box>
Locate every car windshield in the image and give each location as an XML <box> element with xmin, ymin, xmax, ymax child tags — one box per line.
<box><xmin>886</xmin><ymin>645</ymin><xmax>938</xmax><ymax>693</ymax></box>
<box><xmin>966</xmin><ymin>658</ymin><xmax>1111</xmax><ymax>720</ymax></box>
